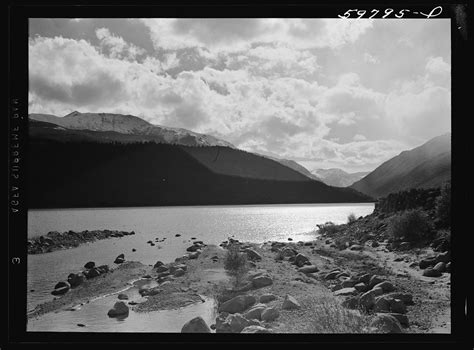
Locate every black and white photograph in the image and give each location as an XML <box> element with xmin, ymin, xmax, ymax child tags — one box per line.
<box><xmin>6</xmin><ymin>2</ymin><xmax>470</xmax><ymax>344</ymax></box>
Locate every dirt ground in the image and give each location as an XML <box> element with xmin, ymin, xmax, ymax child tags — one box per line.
<box><xmin>28</xmin><ymin>237</ymin><xmax>450</xmax><ymax>333</ymax></box>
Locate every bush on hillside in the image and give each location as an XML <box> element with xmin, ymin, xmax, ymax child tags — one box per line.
<box><xmin>317</xmin><ymin>222</ymin><xmax>340</xmax><ymax>236</ymax></box>
<box><xmin>347</xmin><ymin>213</ymin><xmax>357</xmax><ymax>224</ymax></box>
<box><xmin>387</xmin><ymin>209</ymin><xmax>433</xmax><ymax>242</ymax></box>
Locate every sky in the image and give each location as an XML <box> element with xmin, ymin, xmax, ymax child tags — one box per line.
<box><xmin>28</xmin><ymin>18</ymin><xmax>451</xmax><ymax>173</ymax></box>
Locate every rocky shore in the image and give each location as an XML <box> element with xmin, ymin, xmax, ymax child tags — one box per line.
<box><xmin>28</xmin><ymin>221</ymin><xmax>450</xmax><ymax>333</ymax></box>
<box><xmin>27</xmin><ymin>229</ymin><xmax>136</xmax><ymax>254</ymax></box>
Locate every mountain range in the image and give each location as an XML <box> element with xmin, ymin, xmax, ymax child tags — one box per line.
<box><xmin>27</xmin><ymin>113</ymin><xmax>372</xmax><ymax>208</ymax></box>
<box><xmin>311</xmin><ymin>168</ymin><xmax>370</xmax><ymax>187</ymax></box>
<box><xmin>351</xmin><ymin>133</ymin><xmax>451</xmax><ymax>198</ymax></box>
<box><xmin>29</xmin><ymin>112</ymin><xmax>235</xmax><ymax>148</ymax></box>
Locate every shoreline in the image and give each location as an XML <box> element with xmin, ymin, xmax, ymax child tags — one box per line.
<box><xmin>27</xmin><ymin>217</ymin><xmax>451</xmax><ymax>333</ymax></box>
<box><xmin>27</xmin><ymin>229</ymin><xmax>136</xmax><ymax>254</ymax></box>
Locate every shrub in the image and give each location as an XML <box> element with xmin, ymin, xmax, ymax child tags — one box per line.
<box><xmin>224</xmin><ymin>244</ymin><xmax>248</xmax><ymax>287</ymax></box>
<box><xmin>317</xmin><ymin>222</ymin><xmax>340</xmax><ymax>236</ymax></box>
<box><xmin>435</xmin><ymin>182</ymin><xmax>451</xmax><ymax>228</ymax></box>
<box><xmin>347</xmin><ymin>213</ymin><xmax>357</xmax><ymax>224</ymax></box>
<box><xmin>308</xmin><ymin>299</ymin><xmax>370</xmax><ymax>333</ymax></box>
<box><xmin>387</xmin><ymin>209</ymin><xmax>433</xmax><ymax>242</ymax></box>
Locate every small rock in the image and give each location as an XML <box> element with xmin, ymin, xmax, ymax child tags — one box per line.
<box><xmin>349</xmin><ymin>244</ymin><xmax>363</xmax><ymax>251</ymax></box>
<box><xmin>384</xmin><ymin>292</ymin><xmax>414</xmax><ymax>305</ymax></box>
<box><xmin>107</xmin><ymin>301</ymin><xmax>129</xmax><ymax>318</ymax></box>
<box><xmin>250</xmin><ymin>274</ymin><xmax>273</xmax><ymax>289</ymax></box>
<box><xmin>84</xmin><ymin>261</ymin><xmax>95</xmax><ymax>269</ymax></box>
<box><xmin>118</xmin><ymin>293</ymin><xmax>129</xmax><ymax>300</ymax></box>
<box><xmin>259</xmin><ymin>294</ymin><xmax>277</xmax><ymax>303</ymax></box>
<box><xmin>51</xmin><ymin>281</ymin><xmax>70</xmax><ymax>296</ymax></box>
<box><xmin>359</xmin><ymin>290</ymin><xmax>377</xmax><ymax>311</ymax></box>
<box><xmin>245</xmin><ymin>249</ymin><xmax>262</xmax><ymax>261</ymax></box>
<box><xmin>423</xmin><ymin>268</ymin><xmax>442</xmax><ymax>277</ymax></box>
<box><xmin>181</xmin><ymin>316</ymin><xmax>211</xmax><ymax>333</ymax></box>
<box><xmin>341</xmin><ymin>296</ymin><xmax>359</xmax><ymax>309</ymax></box>
<box><xmin>325</xmin><ymin>271</ymin><xmax>341</xmax><ymax>280</ymax></box>
<box><xmin>282</xmin><ymin>295</ymin><xmax>301</xmax><ymax>310</ymax></box>
<box><xmin>114</xmin><ymin>254</ymin><xmax>125</xmax><ymax>264</ymax></box>
<box><xmin>218</xmin><ymin>295</ymin><xmax>256</xmax><ymax>314</ymax></box>
<box><xmin>298</xmin><ymin>265</ymin><xmax>319</xmax><ymax>274</ymax></box>
<box><xmin>67</xmin><ymin>273</ymin><xmax>85</xmax><ymax>288</ymax></box>
<box><xmin>261</xmin><ymin>307</ymin><xmax>280</xmax><ymax>322</ymax></box>
<box><xmin>294</xmin><ymin>253</ymin><xmax>310</xmax><ymax>267</ymax></box>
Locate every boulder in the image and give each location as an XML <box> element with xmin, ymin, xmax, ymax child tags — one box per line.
<box><xmin>373</xmin><ymin>281</ymin><xmax>396</xmax><ymax>293</ymax></box>
<box><xmin>423</xmin><ymin>268</ymin><xmax>442</xmax><ymax>277</ymax></box>
<box><xmin>181</xmin><ymin>316</ymin><xmax>211</xmax><ymax>333</ymax></box>
<box><xmin>341</xmin><ymin>280</ymin><xmax>357</xmax><ymax>288</ymax></box>
<box><xmin>250</xmin><ymin>274</ymin><xmax>273</xmax><ymax>289</ymax></box>
<box><xmin>298</xmin><ymin>265</ymin><xmax>319</xmax><ymax>274</ymax></box>
<box><xmin>354</xmin><ymin>283</ymin><xmax>368</xmax><ymax>293</ymax></box>
<box><xmin>51</xmin><ymin>281</ymin><xmax>70</xmax><ymax>296</ymax></box>
<box><xmin>389</xmin><ymin>299</ymin><xmax>407</xmax><ymax>314</ymax></box>
<box><xmin>243</xmin><ymin>304</ymin><xmax>266</xmax><ymax>320</ymax></box>
<box><xmin>83</xmin><ymin>267</ymin><xmax>101</xmax><ymax>279</ymax></box>
<box><xmin>114</xmin><ymin>254</ymin><xmax>125</xmax><ymax>264</ymax></box>
<box><xmin>155</xmin><ymin>265</ymin><xmax>169</xmax><ymax>273</ymax></box>
<box><xmin>294</xmin><ymin>253</ymin><xmax>310</xmax><ymax>267</ymax></box>
<box><xmin>369</xmin><ymin>314</ymin><xmax>403</xmax><ymax>333</ymax></box>
<box><xmin>419</xmin><ymin>257</ymin><xmax>437</xmax><ymax>269</ymax></box>
<box><xmin>359</xmin><ymin>290</ymin><xmax>377</xmax><ymax>311</ymax></box>
<box><xmin>357</xmin><ymin>273</ymin><xmax>372</xmax><ymax>284</ymax></box>
<box><xmin>186</xmin><ymin>245</ymin><xmax>200</xmax><ymax>252</ymax></box>
<box><xmin>261</xmin><ymin>307</ymin><xmax>280</xmax><ymax>322</ymax></box>
<box><xmin>373</xmin><ymin>297</ymin><xmax>390</xmax><ymax>312</ymax></box>
<box><xmin>368</xmin><ymin>275</ymin><xmax>385</xmax><ymax>289</ymax></box>
<box><xmin>84</xmin><ymin>261</ymin><xmax>95</xmax><ymax>269</ymax></box>
<box><xmin>218</xmin><ymin>295</ymin><xmax>256</xmax><ymax>314</ymax></box>
<box><xmin>245</xmin><ymin>249</ymin><xmax>262</xmax><ymax>261</ymax></box>
<box><xmin>334</xmin><ymin>287</ymin><xmax>357</xmax><ymax>296</ymax></box>
<box><xmin>282</xmin><ymin>295</ymin><xmax>301</xmax><ymax>310</ymax></box>
<box><xmin>433</xmin><ymin>262</ymin><xmax>446</xmax><ymax>273</ymax></box>
<box><xmin>259</xmin><ymin>294</ymin><xmax>277</xmax><ymax>303</ymax></box>
<box><xmin>372</xmin><ymin>287</ymin><xmax>384</xmax><ymax>296</ymax></box>
<box><xmin>325</xmin><ymin>271</ymin><xmax>341</xmax><ymax>280</ymax></box>
<box><xmin>107</xmin><ymin>301</ymin><xmax>129</xmax><ymax>318</ymax></box>
<box><xmin>388</xmin><ymin>313</ymin><xmax>409</xmax><ymax>327</ymax></box>
<box><xmin>67</xmin><ymin>273</ymin><xmax>85</xmax><ymax>288</ymax></box>
<box><xmin>241</xmin><ymin>325</ymin><xmax>271</xmax><ymax>333</ymax></box>
<box><xmin>153</xmin><ymin>261</ymin><xmax>164</xmax><ymax>268</ymax></box>
<box><xmin>172</xmin><ymin>268</ymin><xmax>185</xmax><ymax>277</ymax></box>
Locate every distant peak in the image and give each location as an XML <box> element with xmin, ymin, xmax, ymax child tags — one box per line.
<box><xmin>64</xmin><ymin>111</ymin><xmax>81</xmax><ymax>118</ymax></box>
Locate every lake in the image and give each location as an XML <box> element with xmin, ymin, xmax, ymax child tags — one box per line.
<box><xmin>27</xmin><ymin>203</ymin><xmax>374</xmax><ymax>312</ymax></box>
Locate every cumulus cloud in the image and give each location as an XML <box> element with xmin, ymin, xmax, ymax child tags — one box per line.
<box><xmin>28</xmin><ymin>18</ymin><xmax>450</xmax><ymax>172</ymax></box>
